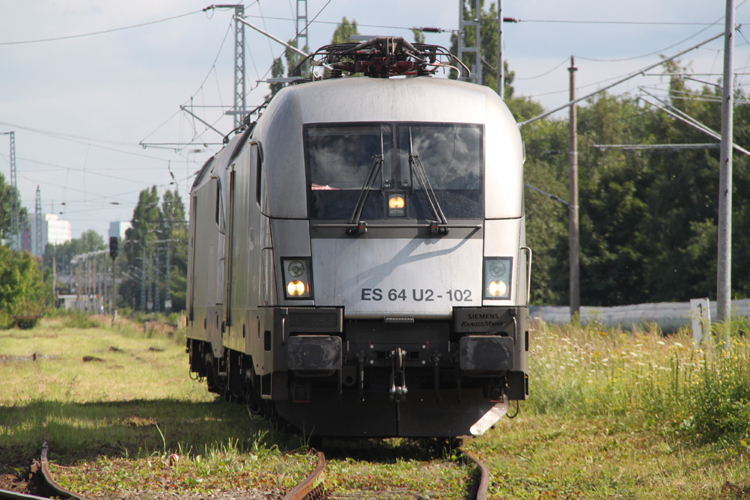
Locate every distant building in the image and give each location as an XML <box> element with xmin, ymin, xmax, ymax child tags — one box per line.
<box><xmin>109</xmin><ymin>221</ymin><xmax>132</xmax><ymax>241</ymax></box>
<box><xmin>23</xmin><ymin>214</ymin><xmax>72</xmax><ymax>257</ymax></box>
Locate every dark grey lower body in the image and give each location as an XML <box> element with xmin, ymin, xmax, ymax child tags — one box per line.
<box><xmin>274</xmin><ymin>387</ymin><xmax>493</xmax><ymax>437</ymax></box>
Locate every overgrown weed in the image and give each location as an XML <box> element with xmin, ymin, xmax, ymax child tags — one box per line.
<box><xmin>530</xmin><ymin>318</ymin><xmax>750</xmax><ymax>447</ymax></box>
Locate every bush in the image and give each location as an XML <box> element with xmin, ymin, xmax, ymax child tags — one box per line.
<box><xmin>61</xmin><ymin>311</ymin><xmax>100</xmax><ymax>329</ymax></box>
<box><xmin>0</xmin><ymin>246</ymin><xmax>54</xmax><ymax>329</ymax></box>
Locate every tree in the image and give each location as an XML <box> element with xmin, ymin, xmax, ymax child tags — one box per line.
<box><xmin>0</xmin><ymin>172</ymin><xmax>29</xmax><ymax>242</ymax></box>
<box><xmin>119</xmin><ymin>187</ymin><xmax>188</xmax><ymax>312</ymax></box>
<box><xmin>120</xmin><ymin>187</ymin><xmax>161</xmax><ymax>311</ymax></box>
<box><xmin>331</xmin><ymin>17</ymin><xmax>358</xmax><ymax>44</ymax></box>
<box><xmin>266</xmin><ymin>39</ymin><xmax>312</xmax><ymax>101</ymax></box>
<box><xmin>266</xmin><ymin>56</ymin><xmax>286</xmax><ymax>100</ymax></box>
<box><xmin>161</xmin><ymin>189</ymin><xmax>188</xmax><ymax>311</ymax></box>
<box><xmin>0</xmin><ymin>245</ymin><xmax>53</xmax><ymax>328</ymax></box>
<box><xmin>412</xmin><ymin>29</ymin><xmax>425</xmax><ymax>45</ymax></box>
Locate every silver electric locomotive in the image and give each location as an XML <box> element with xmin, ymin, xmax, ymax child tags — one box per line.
<box><xmin>186</xmin><ymin>39</ymin><xmax>530</xmax><ymax>437</ymax></box>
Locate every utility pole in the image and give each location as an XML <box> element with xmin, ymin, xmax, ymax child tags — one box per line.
<box><xmin>569</xmin><ymin>56</ymin><xmax>580</xmax><ymax>317</ymax></box>
<box><xmin>34</xmin><ymin>186</ymin><xmax>43</xmax><ymax>257</ymax></box>
<box><xmin>87</xmin><ymin>256</ymin><xmax>92</xmax><ymax>312</ymax></box>
<box><xmin>154</xmin><ymin>248</ymin><xmax>160</xmax><ymax>314</ymax></box>
<box><xmin>1</xmin><ymin>132</ymin><xmax>19</xmax><ymax>252</ymax></box>
<box><xmin>717</xmin><ymin>0</ymin><xmax>735</xmax><ymax>346</ymax></box>
<box><xmin>109</xmin><ymin>236</ymin><xmax>118</xmax><ymax>316</ymax></box>
<box><xmin>165</xmin><ymin>240</ymin><xmax>172</xmax><ymax>313</ymax></box>
<box><xmin>147</xmin><ymin>253</ymin><xmax>152</xmax><ymax>313</ymax></box>
<box><xmin>497</xmin><ymin>0</ymin><xmax>503</xmax><ymax>97</ymax></box>
<box><xmin>457</xmin><ymin>0</ymin><xmax>482</xmax><ymax>83</ymax></box>
<box><xmin>141</xmin><ymin>246</ymin><xmax>146</xmax><ymax>312</ymax></box>
<box><xmin>204</xmin><ymin>5</ymin><xmax>247</xmax><ymax>127</ymax></box>
<box><xmin>296</xmin><ymin>0</ymin><xmax>309</xmax><ymax>77</ymax></box>
<box><xmin>233</xmin><ymin>4</ymin><xmax>246</xmax><ymax>129</ymax></box>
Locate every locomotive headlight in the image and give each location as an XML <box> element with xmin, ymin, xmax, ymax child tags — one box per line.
<box><xmin>287</xmin><ymin>280</ymin><xmax>306</xmax><ymax>296</ymax></box>
<box><xmin>282</xmin><ymin>258</ymin><xmax>313</xmax><ymax>299</ymax></box>
<box><xmin>488</xmin><ymin>280</ymin><xmax>507</xmax><ymax>297</ymax></box>
<box><xmin>388</xmin><ymin>193</ymin><xmax>405</xmax><ymax>217</ymax></box>
<box><xmin>484</xmin><ymin>257</ymin><xmax>512</xmax><ymax>300</ymax></box>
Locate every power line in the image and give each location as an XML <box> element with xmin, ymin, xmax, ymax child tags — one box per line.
<box><xmin>573</xmin><ymin>0</ymin><xmax>748</xmax><ymax>62</ymax></box>
<box><xmin>0</xmin><ymin>121</ymin><xmax>172</xmax><ymax>162</ymax></box>
<box><xmin>575</xmin><ymin>23</ymin><xmax>718</xmax><ymax>63</ymax></box>
<box><xmin>0</xmin><ymin>9</ymin><xmax>204</xmax><ymax>46</ymax></box>
<box><xmin>520</xmin><ymin>30</ymin><xmax>726</xmax><ymax>126</ymax></box>
<box><xmin>515</xmin><ymin>57</ymin><xmax>570</xmax><ymax>81</ymax></box>
<box><xmin>231</xmin><ymin>13</ymin><xmax>738</xmax><ymax>31</ymax></box>
<box><xmin>523</xmin><ymin>19</ymin><xmax>722</xmax><ymax>26</ymax></box>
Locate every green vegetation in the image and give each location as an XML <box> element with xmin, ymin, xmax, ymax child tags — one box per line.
<box><xmin>0</xmin><ymin>171</ymin><xmax>29</xmax><ymax>242</ymax></box>
<box><xmin>0</xmin><ymin>317</ymin><xmax>473</xmax><ymax>499</ymax></box>
<box><xmin>117</xmin><ymin>186</ymin><xmax>188</xmax><ymax>312</ymax></box>
<box><xmin>0</xmin><ymin>245</ymin><xmax>53</xmax><ymax>329</ymax></box>
<box><xmin>446</xmin><ymin>2</ymin><xmax>750</xmax><ymax>307</ymax></box>
<box><xmin>467</xmin><ymin>320</ymin><xmax>750</xmax><ymax>498</ymax></box>
<box><xmin>529</xmin><ymin>318</ymin><xmax>750</xmax><ymax>446</ymax></box>
<box><xmin>3</xmin><ymin>317</ymin><xmax>750</xmax><ymax>498</ymax></box>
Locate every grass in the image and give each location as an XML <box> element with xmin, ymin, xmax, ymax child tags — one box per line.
<box><xmin>460</xmin><ymin>318</ymin><xmax>750</xmax><ymax>499</ymax></box>
<box><xmin>2</xmin><ymin>313</ymin><xmax>750</xmax><ymax>499</ymax></box>
<box><xmin>0</xmin><ymin>315</ymin><xmax>472</xmax><ymax>499</ymax></box>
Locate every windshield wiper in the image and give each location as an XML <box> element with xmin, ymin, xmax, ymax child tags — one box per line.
<box><xmin>408</xmin><ymin>128</ymin><xmax>448</xmax><ymax>231</ymax></box>
<box><xmin>347</xmin><ymin>154</ymin><xmax>383</xmax><ymax>234</ymax></box>
<box><xmin>348</xmin><ymin>127</ymin><xmax>387</xmax><ymax>235</ymax></box>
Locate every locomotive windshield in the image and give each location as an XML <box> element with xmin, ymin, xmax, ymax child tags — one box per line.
<box><xmin>304</xmin><ymin>122</ymin><xmax>483</xmax><ymax>220</ymax></box>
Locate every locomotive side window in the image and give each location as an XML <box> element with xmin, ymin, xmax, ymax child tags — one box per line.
<box><xmin>253</xmin><ymin>144</ymin><xmax>262</xmax><ymax>205</ymax></box>
<box><xmin>304</xmin><ymin>122</ymin><xmax>483</xmax><ymax>220</ymax></box>
<box><xmin>214</xmin><ymin>178</ymin><xmax>226</xmax><ymax>234</ymax></box>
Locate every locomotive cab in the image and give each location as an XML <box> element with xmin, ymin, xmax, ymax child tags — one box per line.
<box><xmin>187</xmin><ymin>40</ymin><xmax>530</xmax><ymax>437</ymax></box>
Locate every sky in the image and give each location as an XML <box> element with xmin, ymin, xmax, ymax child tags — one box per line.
<box><xmin>1</xmin><ymin>0</ymin><xmax>748</xmax><ymax>240</ymax></box>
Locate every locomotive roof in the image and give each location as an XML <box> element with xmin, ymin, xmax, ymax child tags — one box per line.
<box><xmin>192</xmin><ymin>75</ymin><xmax>524</xmax><ymax>221</ymax></box>
<box><xmin>260</xmin><ymin>75</ymin><xmax>512</xmax><ymax>126</ymax></box>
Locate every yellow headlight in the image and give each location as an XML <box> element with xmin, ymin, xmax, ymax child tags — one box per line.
<box><xmin>488</xmin><ymin>280</ymin><xmax>508</xmax><ymax>297</ymax></box>
<box><xmin>389</xmin><ymin>196</ymin><xmax>405</xmax><ymax>209</ymax></box>
<box><xmin>287</xmin><ymin>280</ymin><xmax>306</xmax><ymax>296</ymax></box>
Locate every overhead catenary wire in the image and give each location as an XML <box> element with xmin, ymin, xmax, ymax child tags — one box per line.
<box><xmin>231</xmin><ymin>14</ymin><xmax>736</xmax><ymax>30</ymax></box>
<box><xmin>0</xmin><ymin>9</ymin><xmax>205</xmax><ymax>45</ymax></box>
<box><xmin>638</xmin><ymin>95</ymin><xmax>750</xmax><ymax>157</ymax></box>
<box><xmin>515</xmin><ymin>57</ymin><xmax>570</xmax><ymax>81</ymax></box>
<box><xmin>0</xmin><ymin>121</ymin><xmax>175</xmax><ymax>163</ymax></box>
<box><xmin>519</xmin><ymin>30</ymin><xmax>728</xmax><ymax>126</ymax></box>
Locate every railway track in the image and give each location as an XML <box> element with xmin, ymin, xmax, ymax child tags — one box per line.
<box><xmin>281</xmin><ymin>444</ymin><xmax>489</xmax><ymax>500</ymax></box>
<box><xmin>0</xmin><ymin>443</ymin><xmax>82</xmax><ymax>500</ymax></box>
<box><xmin>0</xmin><ymin>443</ymin><xmax>490</xmax><ymax>500</ymax></box>
<box><xmin>282</xmin><ymin>450</ymin><xmax>327</xmax><ymax>500</ymax></box>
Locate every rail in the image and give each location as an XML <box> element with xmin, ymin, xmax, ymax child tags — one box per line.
<box><xmin>0</xmin><ymin>490</ymin><xmax>51</xmax><ymax>500</ymax></box>
<box><xmin>461</xmin><ymin>449</ymin><xmax>490</xmax><ymax>500</ymax></box>
<box><xmin>282</xmin><ymin>450</ymin><xmax>327</xmax><ymax>500</ymax></box>
<box><xmin>0</xmin><ymin>443</ymin><xmax>85</xmax><ymax>500</ymax></box>
<box><xmin>40</xmin><ymin>443</ymin><xmax>84</xmax><ymax>500</ymax></box>
<box><xmin>0</xmin><ymin>443</ymin><xmax>487</xmax><ymax>500</ymax></box>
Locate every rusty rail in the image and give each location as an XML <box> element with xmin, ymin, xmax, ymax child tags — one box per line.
<box><xmin>461</xmin><ymin>449</ymin><xmax>489</xmax><ymax>500</ymax></box>
<box><xmin>0</xmin><ymin>489</ymin><xmax>52</xmax><ymax>500</ymax></box>
<box><xmin>281</xmin><ymin>450</ymin><xmax>327</xmax><ymax>500</ymax></box>
<box><xmin>40</xmin><ymin>442</ymin><xmax>85</xmax><ymax>500</ymax></box>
